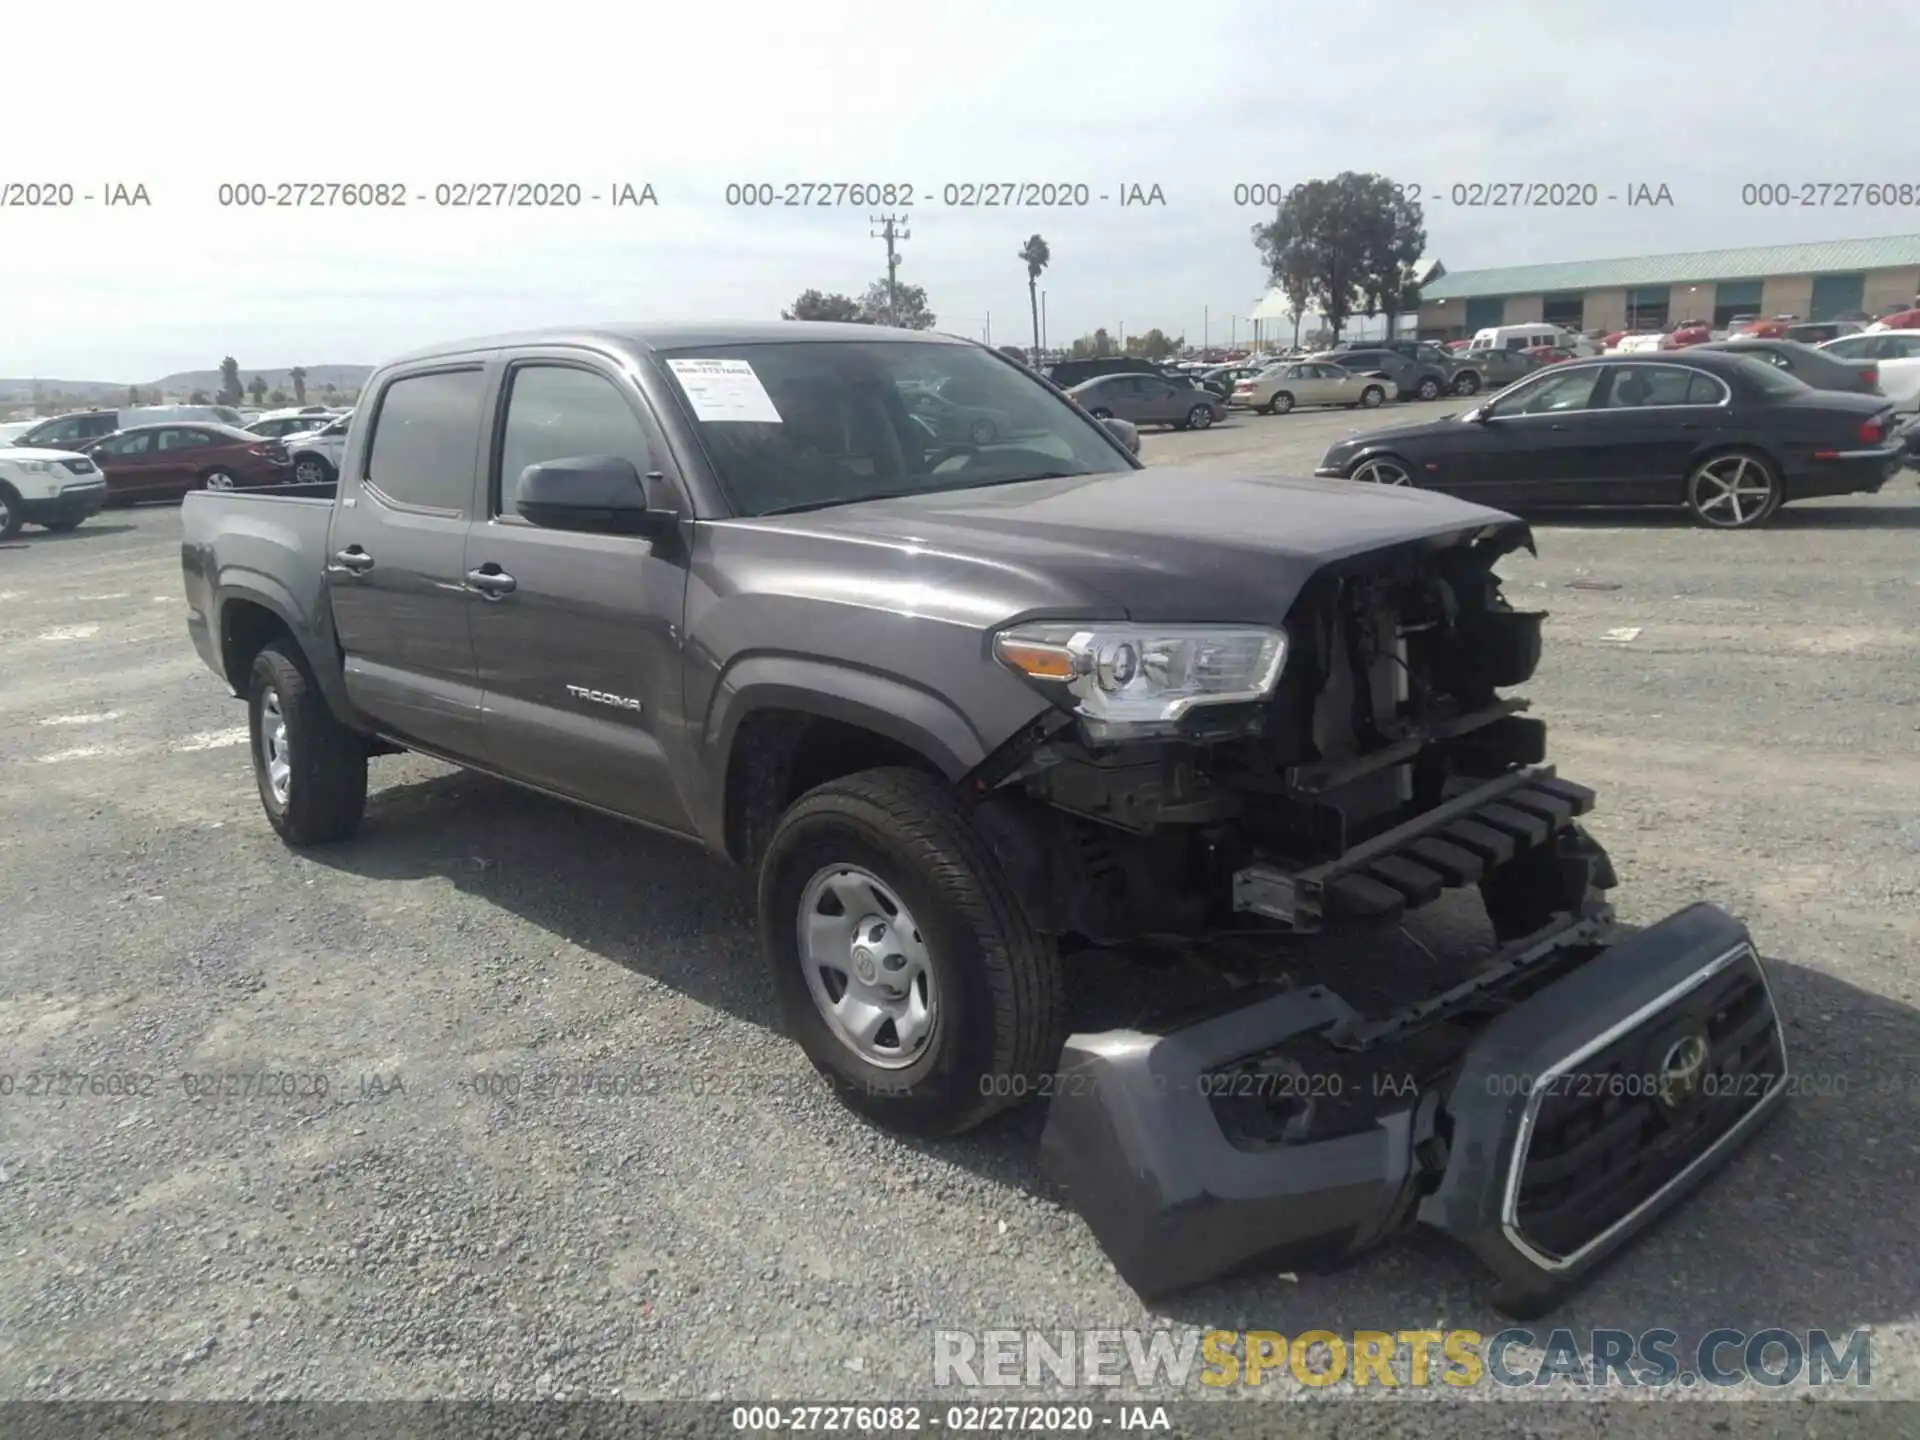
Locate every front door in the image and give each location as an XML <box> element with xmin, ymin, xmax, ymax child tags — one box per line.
<box><xmin>466</xmin><ymin>356</ymin><xmax>696</xmax><ymax>834</ymax></box>
<box><xmin>91</xmin><ymin>428</ymin><xmax>161</xmax><ymax>498</ymax></box>
<box><xmin>325</xmin><ymin>364</ymin><xmax>488</xmax><ymax>758</ymax></box>
<box><xmin>1458</xmin><ymin>364</ymin><xmax>1609</xmax><ymax>506</ymax></box>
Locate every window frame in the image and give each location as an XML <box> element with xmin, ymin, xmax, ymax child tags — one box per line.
<box><xmin>358</xmin><ymin>363</ymin><xmax>490</xmax><ymax>518</ymax></box>
<box><xmin>485</xmin><ymin>357</ymin><xmax>672</xmax><ymax>525</ymax></box>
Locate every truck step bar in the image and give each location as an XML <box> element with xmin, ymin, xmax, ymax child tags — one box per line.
<box><xmin>1231</xmin><ymin>765</ymin><xmax>1596</xmax><ymax>931</ymax></box>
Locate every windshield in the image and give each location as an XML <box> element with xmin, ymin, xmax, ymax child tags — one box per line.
<box><xmin>653</xmin><ymin>340</ymin><xmax>1132</xmax><ymax>517</ymax></box>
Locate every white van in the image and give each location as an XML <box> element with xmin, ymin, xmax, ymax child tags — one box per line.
<box><xmin>1466</xmin><ymin>324</ymin><xmax>1595</xmax><ymax>357</ymax></box>
<box><xmin>6</xmin><ymin>404</ymin><xmax>248</xmax><ymax>451</ymax></box>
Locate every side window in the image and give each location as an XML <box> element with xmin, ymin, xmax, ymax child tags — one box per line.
<box><xmin>1498</xmin><ymin>368</ymin><xmax>1601</xmax><ymax>415</ymax></box>
<box><xmin>83</xmin><ymin>414</ymin><xmax>120</xmax><ymax>439</ymax></box>
<box><xmin>363</xmin><ymin>368</ymin><xmax>486</xmax><ymax>513</ymax></box>
<box><xmin>99</xmin><ymin>431</ymin><xmax>155</xmax><ymax>456</ymax></box>
<box><xmin>495</xmin><ymin>365</ymin><xmax>658</xmax><ymax>519</ymax></box>
<box><xmin>1602</xmin><ymin>365</ymin><xmax>1699</xmax><ymax>408</ymax></box>
<box><xmin>156</xmin><ymin>428</ymin><xmax>206</xmax><ymax>450</ymax></box>
<box><xmin>1886</xmin><ymin>335</ymin><xmax>1920</xmax><ymax>359</ymax></box>
<box><xmin>1686</xmin><ymin>372</ymin><xmax>1728</xmax><ymax>404</ymax></box>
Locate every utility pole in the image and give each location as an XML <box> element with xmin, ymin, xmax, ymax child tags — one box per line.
<box><xmin>1204</xmin><ymin>305</ymin><xmax>1209</xmax><ymax>356</ymax></box>
<box><xmin>870</xmin><ymin>213</ymin><xmax>910</xmax><ymax>325</ymax></box>
<box><xmin>1041</xmin><ymin>291</ymin><xmax>1048</xmax><ymax>354</ymax></box>
<box><xmin>985</xmin><ymin>311</ymin><xmax>991</xmax><ymax>345</ymax></box>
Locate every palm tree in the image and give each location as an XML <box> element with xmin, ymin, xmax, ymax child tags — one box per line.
<box><xmin>1018</xmin><ymin>235</ymin><xmax>1050</xmax><ymax>367</ymax></box>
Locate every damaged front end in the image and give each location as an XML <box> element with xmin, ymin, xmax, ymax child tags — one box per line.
<box><xmin>973</xmin><ymin>518</ymin><xmax>1790</xmax><ymax>1315</ymax></box>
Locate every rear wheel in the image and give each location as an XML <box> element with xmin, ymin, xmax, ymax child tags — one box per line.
<box><xmin>0</xmin><ymin>483</ymin><xmax>21</xmax><ymax>541</ymax></box>
<box><xmin>1416</xmin><ymin>376</ymin><xmax>1443</xmax><ymax>401</ymax></box>
<box><xmin>1263</xmin><ymin>392</ymin><xmax>1294</xmax><ymax>415</ymax></box>
<box><xmin>247</xmin><ymin>640</ymin><xmax>368</xmax><ymax>847</ymax></box>
<box><xmin>1452</xmin><ymin>371</ymin><xmax>1482</xmax><ymax>396</ymax></box>
<box><xmin>202</xmin><ymin>468</ymin><xmax>238</xmax><ymax>490</ymax></box>
<box><xmin>758</xmin><ymin>767</ymin><xmax>1065</xmax><ymax>1138</ymax></box>
<box><xmin>1685</xmin><ymin>450</ymin><xmax>1782</xmax><ymax>528</ymax></box>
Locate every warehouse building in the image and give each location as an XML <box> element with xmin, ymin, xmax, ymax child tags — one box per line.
<box><xmin>1415</xmin><ymin>233</ymin><xmax>1920</xmax><ymax>339</ymax></box>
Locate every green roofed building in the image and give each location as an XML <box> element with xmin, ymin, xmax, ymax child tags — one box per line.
<box><xmin>1415</xmin><ymin>233</ymin><xmax>1920</xmax><ymax>339</ymax></box>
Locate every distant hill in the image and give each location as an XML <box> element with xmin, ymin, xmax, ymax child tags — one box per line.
<box><xmin>0</xmin><ymin>363</ymin><xmax>374</xmax><ymax>406</ymax></box>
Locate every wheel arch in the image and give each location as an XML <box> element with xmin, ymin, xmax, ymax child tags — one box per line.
<box><xmin>216</xmin><ymin>586</ymin><xmax>358</xmax><ymax>726</ymax></box>
<box><xmin>710</xmin><ymin>659</ymin><xmax>992</xmax><ymax>866</ymax></box>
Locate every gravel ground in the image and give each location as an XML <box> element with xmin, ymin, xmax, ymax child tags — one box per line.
<box><xmin>2</xmin><ymin>401</ymin><xmax>1917</xmax><ymax>1432</ymax></box>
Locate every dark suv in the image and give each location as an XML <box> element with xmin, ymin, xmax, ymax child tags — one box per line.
<box><xmin>1042</xmin><ymin>357</ymin><xmax>1165</xmax><ymax>389</ymax></box>
<box><xmin>1321</xmin><ymin>346</ymin><xmax>1452</xmax><ymax>401</ymax></box>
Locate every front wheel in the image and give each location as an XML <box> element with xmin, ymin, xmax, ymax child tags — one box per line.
<box><xmin>1685</xmin><ymin>450</ymin><xmax>1782</xmax><ymax>528</ymax></box>
<box><xmin>292</xmin><ymin>455</ymin><xmax>335</xmax><ymax>486</ymax></box>
<box><xmin>1350</xmin><ymin>454</ymin><xmax>1414</xmax><ymax>486</ymax></box>
<box><xmin>0</xmin><ymin>483</ymin><xmax>23</xmax><ymax>541</ymax></box>
<box><xmin>1416</xmin><ymin>377</ymin><xmax>1443</xmax><ymax>401</ymax></box>
<box><xmin>1185</xmin><ymin>404</ymin><xmax>1215</xmax><ymax>430</ymax></box>
<box><xmin>1359</xmin><ymin>385</ymin><xmax>1386</xmax><ymax>408</ymax></box>
<box><xmin>248</xmin><ymin>640</ymin><xmax>368</xmax><ymax>847</ymax></box>
<box><xmin>1452</xmin><ymin>372</ymin><xmax>1482</xmax><ymax>396</ymax></box>
<box><xmin>758</xmin><ymin>768</ymin><xmax>1065</xmax><ymax>1138</ymax></box>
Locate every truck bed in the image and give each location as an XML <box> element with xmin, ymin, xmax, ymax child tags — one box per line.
<box><xmin>181</xmin><ymin>483</ymin><xmax>342</xmax><ymax>698</ymax></box>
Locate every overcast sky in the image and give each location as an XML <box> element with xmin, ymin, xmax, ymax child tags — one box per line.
<box><xmin>6</xmin><ymin>0</ymin><xmax>1918</xmax><ymax>380</ymax></box>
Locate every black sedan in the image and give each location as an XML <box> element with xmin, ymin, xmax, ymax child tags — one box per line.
<box><xmin>1313</xmin><ymin>351</ymin><xmax>1905</xmax><ymax>528</ymax></box>
<box><xmin>1691</xmin><ymin>338</ymin><xmax>1880</xmax><ymax>398</ymax></box>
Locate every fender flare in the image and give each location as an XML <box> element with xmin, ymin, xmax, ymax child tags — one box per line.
<box><xmin>215</xmin><ymin>580</ymin><xmax>358</xmax><ymax>727</ymax></box>
<box><xmin>706</xmin><ymin>655</ymin><xmax>993</xmax><ymax>783</ymax></box>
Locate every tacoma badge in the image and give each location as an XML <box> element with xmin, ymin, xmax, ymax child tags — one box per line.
<box><xmin>565</xmin><ymin>685</ymin><xmax>643</xmax><ymax>713</ymax></box>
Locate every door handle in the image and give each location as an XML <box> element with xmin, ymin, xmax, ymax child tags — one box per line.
<box><xmin>465</xmin><ymin>565</ymin><xmax>517</xmax><ymax>599</ymax></box>
<box><xmin>330</xmin><ymin>547</ymin><xmax>374</xmax><ymax>574</ymax></box>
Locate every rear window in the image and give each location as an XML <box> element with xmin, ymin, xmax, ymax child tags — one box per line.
<box><xmin>362</xmin><ymin>368</ymin><xmax>486</xmax><ymax>512</ymax></box>
<box><xmin>1728</xmin><ymin>355</ymin><xmax>1811</xmax><ymax>397</ymax></box>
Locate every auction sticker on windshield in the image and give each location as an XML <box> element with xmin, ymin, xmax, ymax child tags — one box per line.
<box><xmin>665</xmin><ymin>358</ymin><xmax>782</xmax><ymax>423</ymax></box>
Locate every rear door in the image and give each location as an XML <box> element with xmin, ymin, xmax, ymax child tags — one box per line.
<box><xmin>325</xmin><ymin>364</ymin><xmax>488</xmax><ymax>758</ymax></box>
<box><xmin>1575</xmin><ymin>363</ymin><xmax>1732</xmax><ymax>501</ymax></box>
<box><xmin>466</xmin><ymin>354</ymin><xmax>697</xmax><ymax>833</ymax></box>
<box><xmin>151</xmin><ymin>427</ymin><xmax>212</xmax><ymax>494</ymax></box>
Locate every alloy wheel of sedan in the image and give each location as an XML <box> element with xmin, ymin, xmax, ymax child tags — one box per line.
<box><xmin>204</xmin><ymin>470</ymin><xmax>237</xmax><ymax>490</ymax></box>
<box><xmin>1351</xmin><ymin>457</ymin><xmax>1412</xmax><ymax>486</ymax></box>
<box><xmin>1360</xmin><ymin>386</ymin><xmax>1385</xmax><ymax>408</ymax></box>
<box><xmin>797</xmin><ymin>865</ymin><xmax>937</xmax><ymax>1069</ymax></box>
<box><xmin>1686</xmin><ymin>452</ymin><xmax>1781</xmax><ymax>528</ymax></box>
<box><xmin>1186</xmin><ymin>404</ymin><xmax>1215</xmax><ymax>430</ymax></box>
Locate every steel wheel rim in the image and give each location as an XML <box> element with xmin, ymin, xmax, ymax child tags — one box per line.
<box><xmin>796</xmin><ymin>865</ymin><xmax>937</xmax><ymax>1070</ymax></box>
<box><xmin>261</xmin><ymin>687</ymin><xmax>292</xmax><ymax>805</ymax></box>
<box><xmin>1353</xmin><ymin>459</ymin><xmax>1411</xmax><ymax>485</ymax></box>
<box><xmin>1691</xmin><ymin>455</ymin><xmax>1774</xmax><ymax>526</ymax></box>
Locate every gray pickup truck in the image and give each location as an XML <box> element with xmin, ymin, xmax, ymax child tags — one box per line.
<box><xmin>183</xmin><ymin>321</ymin><xmax>1788</xmax><ymax>1315</ymax></box>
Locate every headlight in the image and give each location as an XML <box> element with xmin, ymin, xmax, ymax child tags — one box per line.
<box><xmin>15</xmin><ymin>460</ymin><xmax>51</xmax><ymax>473</ymax></box>
<box><xmin>993</xmin><ymin>622</ymin><xmax>1287</xmax><ymax>738</ymax></box>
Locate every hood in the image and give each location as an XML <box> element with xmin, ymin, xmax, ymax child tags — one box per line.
<box><xmin>734</xmin><ymin>464</ymin><xmax>1526</xmax><ymax>626</ymax></box>
<box><xmin>1323</xmin><ymin>414</ymin><xmax>1469</xmax><ymax>451</ymax></box>
<box><xmin>0</xmin><ymin>446</ymin><xmax>93</xmax><ymax>463</ymax></box>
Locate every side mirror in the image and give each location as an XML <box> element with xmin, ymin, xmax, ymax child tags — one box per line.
<box><xmin>1462</xmin><ymin>406</ymin><xmax>1492</xmax><ymax>423</ymax></box>
<box><xmin>515</xmin><ymin>455</ymin><xmax>673</xmax><ymax>535</ymax></box>
<box><xmin>1100</xmin><ymin>416</ymin><xmax>1141</xmax><ymax>455</ymax></box>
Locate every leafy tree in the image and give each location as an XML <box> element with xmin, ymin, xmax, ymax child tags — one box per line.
<box><xmin>126</xmin><ymin>386</ymin><xmax>142</xmax><ymax>406</ymax></box>
<box><xmin>322</xmin><ymin>382</ymin><xmax>338</xmax><ymax>401</ymax></box>
<box><xmin>248</xmin><ymin>374</ymin><xmax>269</xmax><ymax>404</ymax></box>
<box><xmin>290</xmin><ymin>366</ymin><xmax>309</xmax><ymax>405</ymax></box>
<box><xmin>858</xmin><ymin>277</ymin><xmax>935</xmax><ymax>329</ymax></box>
<box><xmin>782</xmin><ymin>289</ymin><xmax>864</xmax><ymax>322</ymax></box>
<box><xmin>189</xmin><ymin>389</ymin><xmax>209</xmax><ymax>405</ymax></box>
<box><xmin>218</xmin><ymin>357</ymin><xmax>242</xmax><ymax>406</ymax></box>
<box><xmin>1253</xmin><ymin>172</ymin><xmax>1417</xmax><ymax>343</ymax></box>
<box><xmin>1068</xmin><ymin>328</ymin><xmax>1117</xmax><ymax>359</ymax></box>
<box><xmin>1123</xmin><ymin>328</ymin><xmax>1183</xmax><ymax>359</ymax></box>
<box><xmin>1018</xmin><ymin>234</ymin><xmax>1050</xmax><ymax>367</ymax></box>
<box><xmin>269</xmin><ymin>389</ymin><xmax>290</xmax><ymax>406</ymax></box>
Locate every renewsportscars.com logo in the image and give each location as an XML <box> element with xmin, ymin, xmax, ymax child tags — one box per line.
<box><xmin>933</xmin><ymin>1327</ymin><xmax>1873</xmax><ymax>1390</ymax></box>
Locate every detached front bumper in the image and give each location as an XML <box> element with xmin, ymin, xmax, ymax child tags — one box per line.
<box><xmin>1038</xmin><ymin>902</ymin><xmax>1788</xmax><ymax>1317</ymax></box>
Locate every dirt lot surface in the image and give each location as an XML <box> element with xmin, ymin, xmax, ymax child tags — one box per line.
<box><xmin>3</xmin><ymin>399</ymin><xmax>1916</xmax><ymax>1429</ymax></box>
